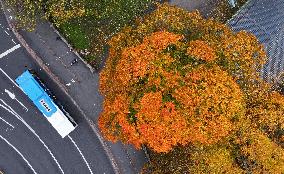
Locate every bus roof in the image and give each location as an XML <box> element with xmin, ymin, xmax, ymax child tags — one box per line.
<box><xmin>16</xmin><ymin>70</ymin><xmax>57</xmax><ymax>117</ymax></box>
<box><xmin>16</xmin><ymin>71</ymin><xmax>43</xmax><ymax>100</ymax></box>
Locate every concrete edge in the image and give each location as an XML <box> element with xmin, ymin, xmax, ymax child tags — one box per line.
<box><xmin>49</xmin><ymin>16</ymin><xmax>153</xmax><ymax>173</ymax></box>
<box><xmin>47</xmin><ymin>7</ymin><xmax>153</xmax><ymax>168</ymax></box>
<box><xmin>47</xmin><ymin>22</ymin><xmax>96</xmax><ymax>74</ymax></box>
<box><xmin>0</xmin><ymin>1</ymin><xmax>120</xmax><ymax>173</ymax></box>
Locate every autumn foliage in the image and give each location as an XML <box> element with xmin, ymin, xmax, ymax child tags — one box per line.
<box><xmin>186</xmin><ymin>40</ymin><xmax>216</xmax><ymax>61</ymax></box>
<box><xmin>99</xmin><ymin>28</ymin><xmax>246</xmax><ymax>153</ymax></box>
<box><xmin>99</xmin><ymin>4</ymin><xmax>284</xmax><ymax>173</ymax></box>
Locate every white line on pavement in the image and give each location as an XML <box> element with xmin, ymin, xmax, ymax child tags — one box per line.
<box><xmin>68</xmin><ymin>135</ymin><xmax>94</xmax><ymax>174</ymax></box>
<box><xmin>5</xmin><ymin>89</ymin><xmax>29</xmax><ymax>112</ymax></box>
<box><xmin>0</xmin><ymin>102</ymin><xmax>21</xmax><ymax>121</ymax></box>
<box><xmin>0</xmin><ymin>68</ymin><xmax>20</xmax><ymax>88</ymax></box>
<box><xmin>0</xmin><ymin>99</ymin><xmax>65</xmax><ymax>174</ymax></box>
<box><xmin>0</xmin><ymin>44</ymin><xmax>21</xmax><ymax>59</ymax></box>
<box><xmin>11</xmin><ymin>39</ymin><xmax>16</xmax><ymax>44</ymax></box>
<box><xmin>0</xmin><ymin>116</ymin><xmax>14</xmax><ymax>129</ymax></box>
<box><xmin>4</xmin><ymin>30</ymin><xmax>9</xmax><ymax>36</ymax></box>
<box><xmin>0</xmin><ymin>134</ymin><xmax>38</xmax><ymax>174</ymax></box>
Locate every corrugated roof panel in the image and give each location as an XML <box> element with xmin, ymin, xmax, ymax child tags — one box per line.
<box><xmin>228</xmin><ymin>0</ymin><xmax>284</xmax><ymax>81</ymax></box>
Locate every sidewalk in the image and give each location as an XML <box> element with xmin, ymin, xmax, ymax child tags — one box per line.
<box><xmin>169</xmin><ymin>0</ymin><xmax>221</xmax><ymax>18</ymax></box>
<box><xmin>1</xmin><ymin>1</ymin><xmax>250</xmax><ymax>173</ymax></box>
<box><xmin>23</xmin><ymin>22</ymin><xmax>149</xmax><ymax>173</ymax></box>
<box><xmin>1</xmin><ymin>6</ymin><xmax>148</xmax><ymax>174</ymax></box>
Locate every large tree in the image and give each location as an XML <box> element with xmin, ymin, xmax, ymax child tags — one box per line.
<box><xmin>99</xmin><ymin>3</ymin><xmax>284</xmax><ymax>173</ymax></box>
<box><xmin>100</xmin><ymin>30</ymin><xmax>245</xmax><ymax>152</ymax></box>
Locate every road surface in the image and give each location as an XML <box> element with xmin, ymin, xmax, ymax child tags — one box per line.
<box><xmin>0</xmin><ymin>9</ymin><xmax>115</xmax><ymax>174</ymax></box>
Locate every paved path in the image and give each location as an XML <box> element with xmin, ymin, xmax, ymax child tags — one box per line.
<box><xmin>0</xmin><ymin>8</ymin><xmax>116</xmax><ymax>174</ymax></box>
<box><xmin>169</xmin><ymin>0</ymin><xmax>222</xmax><ymax>18</ymax></box>
<box><xmin>1</xmin><ymin>2</ymin><xmax>148</xmax><ymax>174</ymax></box>
<box><xmin>5</xmin><ymin>0</ymin><xmax>275</xmax><ymax>173</ymax></box>
<box><xmin>228</xmin><ymin>0</ymin><xmax>284</xmax><ymax>82</ymax></box>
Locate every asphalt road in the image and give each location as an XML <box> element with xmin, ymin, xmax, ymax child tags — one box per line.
<box><xmin>0</xmin><ymin>9</ymin><xmax>115</xmax><ymax>174</ymax></box>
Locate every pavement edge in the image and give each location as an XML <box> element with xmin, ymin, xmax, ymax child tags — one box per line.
<box><xmin>0</xmin><ymin>1</ymin><xmax>120</xmax><ymax>173</ymax></box>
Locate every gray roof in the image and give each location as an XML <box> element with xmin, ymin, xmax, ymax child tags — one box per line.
<box><xmin>227</xmin><ymin>0</ymin><xmax>284</xmax><ymax>81</ymax></box>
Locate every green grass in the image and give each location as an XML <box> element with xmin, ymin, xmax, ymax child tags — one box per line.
<box><xmin>60</xmin><ymin>22</ymin><xmax>90</xmax><ymax>50</ymax></box>
<box><xmin>56</xmin><ymin>0</ymin><xmax>248</xmax><ymax>68</ymax></box>
<box><xmin>56</xmin><ymin>0</ymin><xmax>155</xmax><ymax>67</ymax></box>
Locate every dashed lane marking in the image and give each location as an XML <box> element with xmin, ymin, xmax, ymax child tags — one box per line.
<box><xmin>4</xmin><ymin>30</ymin><xmax>9</xmax><ymax>36</ymax></box>
<box><xmin>0</xmin><ymin>44</ymin><xmax>21</xmax><ymax>59</ymax></box>
<box><xmin>0</xmin><ymin>134</ymin><xmax>38</xmax><ymax>174</ymax></box>
<box><xmin>11</xmin><ymin>39</ymin><xmax>16</xmax><ymax>44</ymax></box>
<box><xmin>5</xmin><ymin>89</ymin><xmax>29</xmax><ymax>112</ymax></box>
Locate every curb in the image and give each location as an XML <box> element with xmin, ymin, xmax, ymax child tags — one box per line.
<box><xmin>0</xmin><ymin>1</ymin><xmax>120</xmax><ymax>173</ymax></box>
<box><xmin>47</xmin><ymin>22</ymin><xmax>96</xmax><ymax>74</ymax></box>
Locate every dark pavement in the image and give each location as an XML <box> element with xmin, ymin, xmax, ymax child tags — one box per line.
<box><xmin>1</xmin><ymin>2</ymin><xmax>148</xmax><ymax>174</ymax></box>
<box><xmin>169</xmin><ymin>0</ymin><xmax>220</xmax><ymax>18</ymax></box>
<box><xmin>18</xmin><ymin>21</ymin><xmax>148</xmax><ymax>174</ymax></box>
<box><xmin>0</xmin><ymin>7</ymin><xmax>116</xmax><ymax>174</ymax></box>
<box><xmin>1</xmin><ymin>1</ymin><xmax>252</xmax><ymax>173</ymax></box>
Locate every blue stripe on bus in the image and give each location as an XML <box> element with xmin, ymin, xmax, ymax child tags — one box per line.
<box><xmin>16</xmin><ymin>70</ymin><xmax>57</xmax><ymax>117</ymax></box>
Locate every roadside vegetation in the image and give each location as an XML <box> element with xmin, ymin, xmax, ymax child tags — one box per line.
<box><xmin>7</xmin><ymin>0</ymin><xmax>280</xmax><ymax>173</ymax></box>
<box><xmin>5</xmin><ymin>0</ymin><xmax>156</xmax><ymax>69</ymax></box>
<box><xmin>5</xmin><ymin>0</ymin><xmax>248</xmax><ymax>70</ymax></box>
<box><xmin>54</xmin><ymin>0</ymin><xmax>157</xmax><ymax>68</ymax></box>
<box><xmin>98</xmin><ymin>4</ymin><xmax>284</xmax><ymax>173</ymax></box>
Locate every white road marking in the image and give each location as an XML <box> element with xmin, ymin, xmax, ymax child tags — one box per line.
<box><xmin>0</xmin><ymin>102</ymin><xmax>21</xmax><ymax>121</ymax></box>
<box><xmin>4</xmin><ymin>30</ymin><xmax>9</xmax><ymax>36</ymax></box>
<box><xmin>0</xmin><ymin>99</ymin><xmax>65</xmax><ymax>174</ymax></box>
<box><xmin>0</xmin><ymin>134</ymin><xmax>38</xmax><ymax>174</ymax></box>
<box><xmin>11</xmin><ymin>39</ymin><xmax>16</xmax><ymax>44</ymax></box>
<box><xmin>0</xmin><ymin>44</ymin><xmax>21</xmax><ymax>59</ymax></box>
<box><xmin>0</xmin><ymin>64</ymin><xmax>92</xmax><ymax>172</ymax></box>
<box><xmin>68</xmin><ymin>135</ymin><xmax>94</xmax><ymax>174</ymax></box>
<box><xmin>5</xmin><ymin>89</ymin><xmax>28</xmax><ymax>112</ymax></box>
<box><xmin>0</xmin><ymin>116</ymin><xmax>14</xmax><ymax>129</ymax></box>
<box><xmin>0</xmin><ymin>68</ymin><xmax>20</xmax><ymax>88</ymax></box>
